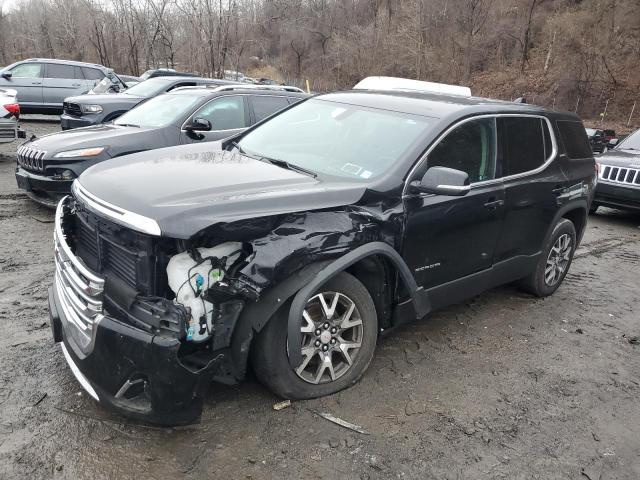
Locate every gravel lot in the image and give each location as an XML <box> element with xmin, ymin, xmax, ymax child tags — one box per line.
<box><xmin>1</xmin><ymin>119</ymin><xmax>640</xmax><ymax>479</ymax></box>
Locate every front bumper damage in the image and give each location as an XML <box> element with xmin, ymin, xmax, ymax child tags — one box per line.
<box><xmin>49</xmin><ymin>198</ymin><xmax>235</xmax><ymax>425</ymax></box>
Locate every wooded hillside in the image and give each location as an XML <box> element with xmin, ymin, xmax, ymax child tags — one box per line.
<box><xmin>1</xmin><ymin>0</ymin><xmax>639</xmax><ymax>126</ymax></box>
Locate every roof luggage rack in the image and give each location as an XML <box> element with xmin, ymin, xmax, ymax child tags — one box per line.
<box><xmin>353</xmin><ymin>76</ymin><xmax>471</xmax><ymax>97</ymax></box>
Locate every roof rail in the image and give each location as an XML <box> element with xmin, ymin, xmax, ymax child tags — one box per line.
<box><xmin>210</xmin><ymin>84</ymin><xmax>305</xmax><ymax>93</ymax></box>
<box><xmin>171</xmin><ymin>83</ymin><xmax>306</xmax><ymax>94</ymax></box>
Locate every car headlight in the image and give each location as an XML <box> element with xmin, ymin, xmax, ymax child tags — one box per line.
<box><xmin>80</xmin><ymin>104</ymin><xmax>103</xmax><ymax>114</ymax></box>
<box><xmin>54</xmin><ymin>147</ymin><xmax>105</xmax><ymax>158</ymax></box>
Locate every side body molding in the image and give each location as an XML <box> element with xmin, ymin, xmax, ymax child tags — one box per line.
<box><xmin>286</xmin><ymin>241</ymin><xmax>430</xmax><ymax>368</ymax></box>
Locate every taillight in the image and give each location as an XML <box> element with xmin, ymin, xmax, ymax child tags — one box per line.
<box><xmin>595</xmin><ymin>161</ymin><xmax>600</xmax><ymax>176</ymax></box>
<box><xmin>4</xmin><ymin>103</ymin><xmax>20</xmax><ymax>119</ymax></box>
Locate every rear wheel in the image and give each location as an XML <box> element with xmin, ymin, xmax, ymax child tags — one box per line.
<box><xmin>252</xmin><ymin>272</ymin><xmax>378</xmax><ymax>399</ymax></box>
<box><xmin>520</xmin><ymin>218</ymin><xmax>576</xmax><ymax>297</ymax></box>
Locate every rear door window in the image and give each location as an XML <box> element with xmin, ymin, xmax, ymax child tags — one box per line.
<box><xmin>427</xmin><ymin>117</ymin><xmax>497</xmax><ymax>183</ymax></box>
<box><xmin>556</xmin><ymin>120</ymin><xmax>592</xmax><ymax>159</ymax></box>
<box><xmin>10</xmin><ymin>63</ymin><xmax>43</xmax><ymax>78</ymax></box>
<box><xmin>250</xmin><ymin>95</ymin><xmax>290</xmax><ymax>122</ymax></box>
<box><xmin>498</xmin><ymin>117</ymin><xmax>551</xmax><ymax>175</ymax></box>
<box><xmin>45</xmin><ymin>63</ymin><xmax>75</xmax><ymax>79</ymax></box>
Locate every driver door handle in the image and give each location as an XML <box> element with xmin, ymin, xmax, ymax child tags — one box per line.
<box><xmin>484</xmin><ymin>199</ymin><xmax>504</xmax><ymax>209</ymax></box>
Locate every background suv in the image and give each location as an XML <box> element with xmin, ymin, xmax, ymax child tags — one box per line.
<box><xmin>60</xmin><ymin>76</ymin><xmax>235</xmax><ymax>129</ymax></box>
<box><xmin>16</xmin><ymin>85</ymin><xmax>307</xmax><ymax>206</ymax></box>
<box><xmin>593</xmin><ymin>128</ymin><xmax>640</xmax><ymax>212</ymax></box>
<box><xmin>0</xmin><ymin>58</ymin><xmax>114</xmax><ymax>114</ymax></box>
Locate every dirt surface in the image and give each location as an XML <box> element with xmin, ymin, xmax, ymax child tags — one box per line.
<box><xmin>1</xmin><ymin>119</ymin><xmax>640</xmax><ymax>479</ymax></box>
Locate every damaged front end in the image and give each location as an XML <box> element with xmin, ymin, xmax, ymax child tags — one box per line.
<box><xmin>50</xmin><ymin>196</ymin><xmax>255</xmax><ymax>424</ymax></box>
<box><xmin>50</xmin><ymin>192</ymin><xmax>391</xmax><ymax>425</ymax></box>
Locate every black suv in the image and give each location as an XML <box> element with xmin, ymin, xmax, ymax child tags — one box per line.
<box><xmin>48</xmin><ymin>90</ymin><xmax>595</xmax><ymax>425</ymax></box>
<box><xmin>16</xmin><ymin>86</ymin><xmax>307</xmax><ymax>206</ymax></box>
<box><xmin>592</xmin><ymin>128</ymin><xmax>640</xmax><ymax>212</ymax></box>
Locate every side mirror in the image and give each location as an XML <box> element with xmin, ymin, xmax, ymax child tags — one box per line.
<box><xmin>410</xmin><ymin>166</ymin><xmax>470</xmax><ymax>196</ymax></box>
<box><xmin>608</xmin><ymin>138</ymin><xmax>618</xmax><ymax>147</ymax></box>
<box><xmin>184</xmin><ymin>117</ymin><xmax>211</xmax><ymax>132</ymax></box>
<box><xmin>1</xmin><ymin>71</ymin><xmax>12</xmax><ymax>79</ymax></box>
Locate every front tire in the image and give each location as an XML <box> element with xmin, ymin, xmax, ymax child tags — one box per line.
<box><xmin>520</xmin><ymin>218</ymin><xmax>576</xmax><ymax>297</ymax></box>
<box><xmin>252</xmin><ymin>272</ymin><xmax>378</xmax><ymax>400</ymax></box>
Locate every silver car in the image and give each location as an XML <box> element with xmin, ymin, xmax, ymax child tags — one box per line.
<box><xmin>0</xmin><ymin>88</ymin><xmax>24</xmax><ymax>143</ymax></box>
<box><xmin>0</xmin><ymin>58</ymin><xmax>114</xmax><ymax>114</ymax></box>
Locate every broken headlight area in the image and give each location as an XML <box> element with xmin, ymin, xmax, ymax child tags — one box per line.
<box><xmin>166</xmin><ymin>242</ymin><xmax>247</xmax><ymax>343</ymax></box>
<box><xmin>67</xmin><ymin>199</ymin><xmax>254</xmax><ymax>354</ymax></box>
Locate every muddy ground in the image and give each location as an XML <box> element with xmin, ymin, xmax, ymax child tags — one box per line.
<box><xmin>1</xmin><ymin>118</ymin><xmax>639</xmax><ymax>480</ymax></box>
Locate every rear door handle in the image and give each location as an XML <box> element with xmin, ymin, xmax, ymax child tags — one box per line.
<box><xmin>72</xmin><ymin>83</ymin><xmax>81</xmax><ymax>87</ymax></box>
<box><xmin>31</xmin><ymin>82</ymin><xmax>41</xmax><ymax>85</ymax></box>
<box><xmin>484</xmin><ymin>199</ymin><xmax>504</xmax><ymax>209</ymax></box>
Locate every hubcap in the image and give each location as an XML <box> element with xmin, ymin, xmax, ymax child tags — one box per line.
<box><xmin>292</xmin><ymin>291</ymin><xmax>364</xmax><ymax>384</ymax></box>
<box><xmin>544</xmin><ymin>233</ymin><xmax>572</xmax><ymax>286</ymax></box>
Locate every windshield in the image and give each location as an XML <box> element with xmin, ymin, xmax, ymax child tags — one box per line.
<box><xmin>91</xmin><ymin>76</ymin><xmax>124</xmax><ymax>94</ymax></box>
<box><xmin>124</xmin><ymin>78</ymin><xmax>173</xmax><ymax>97</ymax></box>
<box><xmin>114</xmin><ymin>93</ymin><xmax>202</xmax><ymax>128</ymax></box>
<box><xmin>237</xmin><ymin>99</ymin><xmax>433</xmax><ymax>181</ymax></box>
<box><xmin>618</xmin><ymin>130</ymin><xmax>640</xmax><ymax>150</ymax></box>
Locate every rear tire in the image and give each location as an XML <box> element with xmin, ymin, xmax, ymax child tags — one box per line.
<box><xmin>252</xmin><ymin>272</ymin><xmax>378</xmax><ymax>400</ymax></box>
<box><xmin>589</xmin><ymin>204</ymin><xmax>599</xmax><ymax>214</ymax></box>
<box><xmin>520</xmin><ymin>218</ymin><xmax>576</xmax><ymax>297</ymax></box>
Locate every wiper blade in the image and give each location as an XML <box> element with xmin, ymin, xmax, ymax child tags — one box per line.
<box><xmin>264</xmin><ymin>156</ymin><xmax>318</xmax><ymax>178</ymax></box>
<box><xmin>116</xmin><ymin>123</ymin><xmax>140</xmax><ymax>128</ymax></box>
<box><xmin>229</xmin><ymin>141</ymin><xmax>245</xmax><ymax>155</ymax></box>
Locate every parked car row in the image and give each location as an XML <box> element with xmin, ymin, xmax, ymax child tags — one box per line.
<box><xmin>15</xmin><ymin>75</ymin><xmax>596</xmax><ymax>425</ymax></box>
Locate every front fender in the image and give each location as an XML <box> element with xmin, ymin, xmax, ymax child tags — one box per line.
<box><xmin>286</xmin><ymin>242</ymin><xmax>429</xmax><ymax>368</ymax></box>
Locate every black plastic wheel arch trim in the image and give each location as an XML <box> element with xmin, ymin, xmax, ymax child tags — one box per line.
<box><xmin>286</xmin><ymin>241</ymin><xmax>429</xmax><ymax>368</ymax></box>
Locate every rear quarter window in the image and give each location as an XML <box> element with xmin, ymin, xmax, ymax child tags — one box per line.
<box><xmin>498</xmin><ymin>117</ymin><xmax>551</xmax><ymax>175</ymax></box>
<box><xmin>556</xmin><ymin>120</ymin><xmax>592</xmax><ymax>159</ymax></box>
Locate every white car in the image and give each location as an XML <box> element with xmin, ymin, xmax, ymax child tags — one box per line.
<box><xmin>0</xmin><ymin>88</ymin><xmax>24</xmax><ymax>143</ymax></box>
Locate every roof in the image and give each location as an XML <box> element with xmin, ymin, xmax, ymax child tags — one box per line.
<box><xmin>22</xmin><ymin>58</ymin><xmax>109</xmax><ymax>70</ymax></box>
<box><xmin>315</xmin><ymin>90</ymin><xmax>577</xmax><ymax>121</ymax></box>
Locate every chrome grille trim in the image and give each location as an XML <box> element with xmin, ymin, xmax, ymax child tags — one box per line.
<box><xmin>600</xmin><ymin>165</ymin><xmax>640</xmax><ymax>186</ymax></box>
<box><xmin>54</xmin><ymin>196</ymin><xmax>104</xmax><ymax>354</ymax></box>
<box><xmin>17</xmin><ymin>145</ymin><xmax>47</xmax><ymax>173</ymax></box>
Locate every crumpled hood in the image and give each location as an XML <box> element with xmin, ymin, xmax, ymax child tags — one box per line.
<box><xmin>597</xmin><ymin>148</ymin><xmax>640</xmax><ymax>168</ymax></box>
<box><xmin>27</xmin><ymin>124</ymin><xmax>155</xmax><ymax>157</ymax></box>
<box><xmin>77</xmin><ymin>143</ymin><xmax>367</xmax><ymax>238</ymax></box>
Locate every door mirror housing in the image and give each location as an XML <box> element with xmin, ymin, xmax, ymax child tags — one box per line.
<box><xmin>608</xmin><ymin>138</ymin><xmax>618</xmax><ymax>147</ymax></box>
<box><xmin>1</xmin><ymin>71</ymin><xmax>12</xmax><ymax>79</ymax></box>
<box><xmin>410</xmin><ymin>166</ymin><xmax>470</xmax><ymax>196</ymax></box>
<box><xmin>184</xmin><ymin>117</ymin><xmax>212</xmax><ymax>132</ymax></box>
